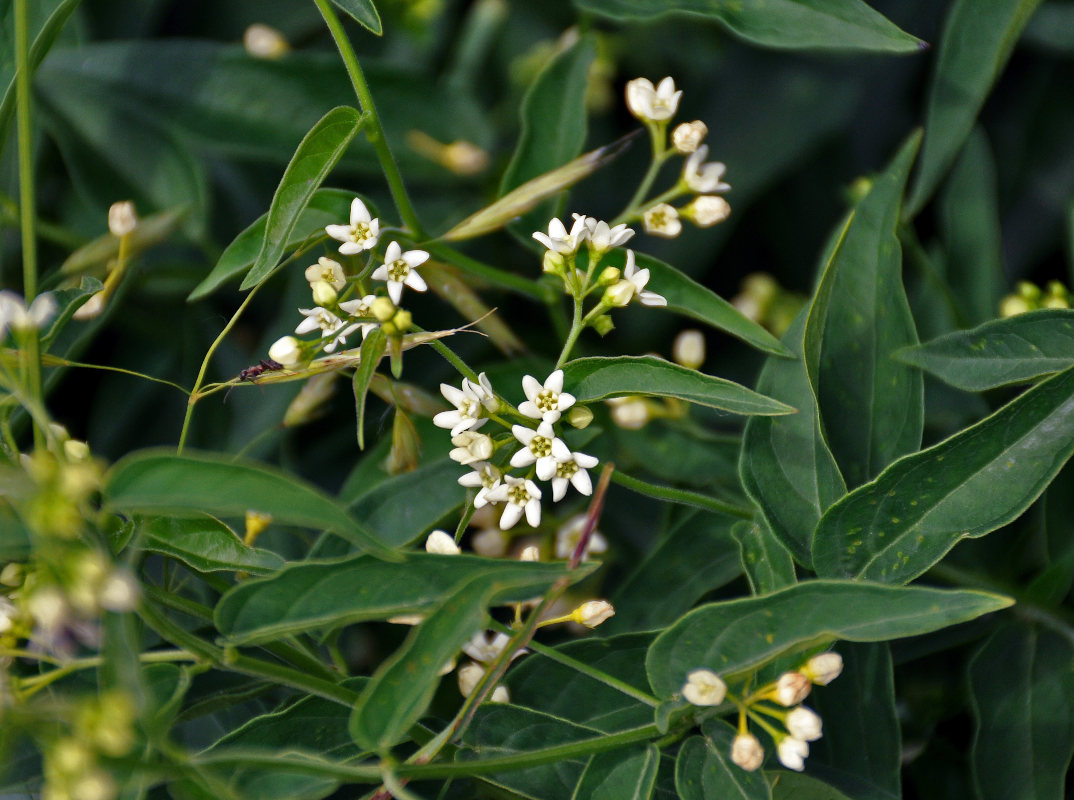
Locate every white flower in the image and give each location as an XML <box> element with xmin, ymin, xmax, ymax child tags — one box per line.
<box><xmin>449</xmin><ymin>432</ymin><xmax>494</xmax><ymax>465</ymax></box>
<box><xmin>573</xmin><ymin>214</ymin><xmax>634</xmax><ymax>255</ymax></box>
<box><xmin>774</xmin><ymin>671</ymin><xmax>811</xmax><ymax>706</ymax></box>
<box><xmin>682</xmin><ymin>195</ymin><xmax>731</xmax><ymax>227</ymax></box>
<box><xmin>457</xmin><ymin>661</ymin><xmax>485</xmax><ymax>697</ymax></box>
<box><xmin>295</xmin><ymin>306</ymin><xmax>359</xmax><ymax>353</ymax></box>
<box><xmin>0</xmin><ymin>596</ymin><xmax>16</xmax><ymax>634</ymax></box>
<box><xmin>107</xmin><ymin>201</ymin><xmax>138</xmax><ymax>236</ymax></box>
<box><xmin>519</xmin><ymin>370</ymin><xmax>576</xmax><ymax>423</ymax></box>
<box><xmin>435</xmin><ymin>377</ymin><xmax>495</xmax><ymax>436</ymax></box>
<box><xmin>607</xmin><ymin>396</ymin><xmax>651</xmax><ymax>429</ymax></box>
<box><xmin>268</xmin><ymin>336</ymin><xmax>302</xmax><ymax>366</ymax></box>
<box><xmin>471</xmin><ymin>527</ymin><xmax>508</xmax><ymax>557</ymax></box>
<box><xmin>671</xmin><ymin>120</ymin><xmax>708</xmax><ymax>154</ymax></box>
<box><xmin>491</xmin><ymin>686</ymin><xmax>510</xmax><ymax>703</ymax></box>
<box><xmin>532</xmin><ymin>216</ymin><xmax>588</xmax><ymax>255</ymax></box>
<box><xmin>802</xmin><ymin>652</ymin><xmax>843</xmax><ymax>685</ymax></box>
<box><xmin>0</xmin><ymin>291</ymin><xmax>57</xmax><ymax>336</ymax></box>
<box><xmin>555</xmin><ymin>514</ymin><xmax>607</xmax><ymax>560</ymax></box>
<box><xmin>510</xmin><ymin>422</ymin><xmax>571</xmax><ymax>481</ymax></box>
<box><xmin>786</xmin><ymin>706</ymin><xmax>823</xmax><ymax>742</ymax></box>
<box><xmin>484</xmin><ymin>475</ymin><xmax>542</xmax><ymax>529</ymax></box>
<box><xmin>305</xmin><ymin>257</ymin><xmax>346</xmax><ymax>291</ymax></box>
<box><xmin>551</xmin><ymin>449</ymin><xmax>599</xmax><ymax>501</ymax></box>
<box><xmin>325</xmin><ymin>197</ymin><xmax>379</xmax><ymax>254</ymax></box>
<box><xmin>672</xmin><ymin>330</ymin><xmax>705</xmax><ymax>369</ymax></box>
<box><xmin>682</xmin><ymin>668</ymin><xmax>727</xmax><ymax>706</ymax></box>
<box><xmin>571</xmin><ymin>600</ymin><xmax>614</xmax><ymax>628</ymax></box>
<box><xmin>337</xmin><ymin>294</ymin><xmax>380</xmax><ymax>339</ymax></box>
<box><xmin>682</xmin><ymin>145</ymin><xmax>730</xmax><ymax>194</ymax></box>
<box><xmin>425</xmin><ymin>530</ymin><xmax>461</xmax><ymax>555</ymax></box>
<box><xmin>97</xmin><ymin>570</ymin><xmax>139</xmax><ymax>612</ymax></box>
<box><xmin>520</xmin><ymin>545</ymin><xmax>540</xmax><ymax>561</ymax></box>
<box><xmin>625</xmin><ymin>76</ymin><xmax>682</xmax><ymax>122</ymax></box>
<box><xmin>619</xmin><ymin>250</ymin><xmax>667</xmax><ymax>307</ymax></box>
<box><xmin>730</xmin><ymin>733</ymin><xmax>764</xmax><ymax>772</ymax></box>
<box><xmin>243</xmin><ymin>22</ymin><xmax>289</xmax><ymax>59</ymax></box>
<box><xmin>458</xmin><ymin>461</ymin><xmax>502</xmax><ymax>508</ymax></box>
<box><xmin>777</xmin><ymin>736</ymin><xmax>809</xmax><ymax>771</ymax></box>
<box><xmin>371</xmin><ymin>241</ymin><xmax>429</xmax><ymax>305</ymax></box>
<box><xmin>463</xmin><ymin>631</ymin><xmax>527</xmax><ymax>663</ymax></box>
<box><xmin>642</xmin><ymin>203</ymin><xmax>682</xmax><ymax>239</ymax></box>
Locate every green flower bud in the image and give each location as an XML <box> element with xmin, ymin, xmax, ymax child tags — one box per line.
<box><xmin>566</xmin><ymin>405</ymin><xmax>594</xmax><ymax>429</ymax></box>
<box><xmin>371</xmin><ymin>297</ymin><xmax>396</xmax><ymax>322</ymax></box>
<box><xmin>591</xmin><ymin>314</ymin><xmax>615</xmax><ymax>336</ymax></box>
<box><xmin>597</xmin><ymin>266</ymin><xmax>621</xmax><ymax>286</ymax></box>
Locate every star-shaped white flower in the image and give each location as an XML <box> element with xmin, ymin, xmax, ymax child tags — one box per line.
<box><xmin>304</xmin><ymin>257</ymin><xmax>346</xmax><ymax>291</ymax></box>
<box><xmin>435</xmin><ymin>379</ymin><xmax>491</xmax><ymax>436</ymax></box>
<box><xmin>484</xmin><ymin>475</ymin><xmax>542</xmax><ymax>529</ymax></box>
<box><xmin>371</xmin><ymin>241</ymin><xmax>429</xmax><ymax>305</ymax></box>
<box><xmin>0</xmin><ymin>291</ymin><xmax>56</xmax><ymax>337</ymax></box>
<box><xmin>642</xmin><ymin>203</ymin><xmax>682</xmax><ymax>239</ymax></box>
<box><xmin>551</xmin><ymin>449</ymin><xmax>599</xmax><ymax>501</ymax></box>
<box><xmin>295</xmin><ymin>306</ymin><xmax>359</xmax><ymax>352</ymax></box>
<box><xmin>325</xmin><ymin>197</ymin><xmax>380</xmax><ymax>255</ymax></box>
<box><xmin>519</xmin><ymin>370</ymin><xmax>576</xmax><ymax>423</ymax></box>
<box><xmin>682</xmin><ymin>668</ymin><xmax>727</xmax><ymax>706</ymax></box>
<box><xmin>623</xmin><ymin>250</ymin><xmax>667</xmax><ymax>307</ymax></box>
<box><xmin>532</xmin><ymin>216</ymin><xmax>588</xmax><ymax>255</ymax></box>
<box><xmin>555</xmin><ymin>514</ymin><xmax>608</xmax><ymax>560</ymax></box>
<box><xmin>458</xmin><ymin>461</ymin><xmax>502</xmax><ymax>508</ymax></box>
<box><xmin>337</xmin><ymin>294</ymin><xmax>380</xmax><ymax>339</ymax></box>
<box><xmin>572</xmin><ymin>214</ymin><xmax>634</xmax><ymax>255</ymax></box>
<box><xmin>510</xmin><ymin>422</ymin><xmax>571</xmax><ymax>481</ymax></box>
<box><xmin>625</xmin><ymin>76</ymin><xmax>682</xmax><ymax>122</ymax></box>
<box><xmin>682</xmin><ymin>145</ymin><xmax>730</xmax><ymax>194</ymax></box>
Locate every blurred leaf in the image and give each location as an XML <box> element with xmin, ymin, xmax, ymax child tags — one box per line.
<box><xmin>601</xmin><ymin>250</ymin><xmax>791</xmax><ymax>358</ymax></box>
<box><xmin>241</xmin><ymin>106</ymin><xmax>365</xmax><ymax>290</ymax></box>
<box><xmin>214</xmin><ymin>552</ymin><xmax>595</xmax><ymax>644</ymax></box>
<box><xmin>741</xmin><ymin>311</ymin><xmax>846</xmax><ymax>566</ymax></box>
<box><xmin>804</xmin><ymin>133</ymin><xmax>923</xmax><ymax>489</ymax></box>
<box><xmin>769</xmin><ymin>772</ymin><xmax>855</xmax><ymax>799</ymax></box>
<box><xmin>812</xmin><ymin>364</ymin><xmax>1074</xmax><ymax>583</ymax></box>
<box><xmin>348</xmin><ymin>459</ymin><xmax>466</xmax><ymax>548</ymax></box>
<box><xmin>102</xmin><ymin>449</ymin><xmax>398</xmax><ymax>560</ymax></box>
<box><xmin>137</xmin><ymin>515</ymin><xmax>285</xmax><ymax>575</ymax></box>
<box><xmin>61</xmin><ymin>207</ymin><xmax>187</xmax><ymax>277</ymax></box>
<box><xmin>575</xmin><ymin>745</ymin><xmax>660</xmax><ymax>800</ymax></box>
<box><xmin>422</xmin><ymin>263</ymin><xmax>525</xmax><ymax>354</ymax></box>
<box><xmin>677</xmin><ymin>721</ymin><xmax>770</xmax><ymax>800</ymax></box>
<box><xmin>562</xmin><ymin>356</ymin><xmax>795</xmax><ymax>416</ymax></box>
<box><xmin>1023</xmin><ymin>2</ymin><xmax>1074</xmax><ymax>53</ymax></box>
<box><xmin>969</xmin><ymin>624</ymin><xmax>1074</xmax><ymax>800</ymax></box>
<box><xmin>353</xmin><ymin>327</ymin><xmax>386</xmax><ymax>450</ymax></box>
<box><xmin>906</xmin><ymin>0</ymin><xmax>1043</xmax><ymax>215</ymax></box>
<box><xmin>572</xmin><ymin>0</ymin><xmax>924</xmax><ymax>53</ymax></box>
<box><xmin>895</xmin><ymin>310</ymin><xmax>1074</xmax><ymax>391</ymax></box>
<box><xmin>732</xmin><ymin>519</ymin><xmax>796</xmax><ymax>595</ymax></box>
<box><xmin>0</xmin><ymin>502</ymin><xmax>31</xmax><ymax>561</ymax></box>
<box><xmin>330</xmin><ymin>0</ymin><xmax>382</xmax><ymax>35</ymax></box>
<box><xmin>645</xmin><ymin>581</ymin><xmax>1010</xmax><ymax>697</ymax></box>
<box><xmin>39</xmin><ymin>278</ymin><xmax>103</xmax><ymax>349</ymax></box>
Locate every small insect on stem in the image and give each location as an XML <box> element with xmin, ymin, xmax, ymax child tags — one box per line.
<box><xmin>225</xmin><ymin>359</ymin><xmax>285</xmax><ymax>402</ymax></box>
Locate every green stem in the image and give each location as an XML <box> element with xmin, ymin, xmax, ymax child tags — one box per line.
<box><xmin>14</xmin><ymin>0</ymin><xmax>37</xmax><ymax>299</ymax></box>
<box><xmin>613</xmin><ymin>128</ymin><xmax>672</xmax><ymax>225</ymax></box>
<box><xmin>21</xmin><ymin>329</ymin><xmax>44</xmax><ymax>449</ymax></box>
<box><xmin>314</xmin><ymin>0</ymin><xmax>426</xmax><ymax>239</ymax></box>
<box><xmin>17</xmin><ymin>649</ymin><xmax>197</xmax><ymax>695</ymax></box>
<box><xmin>611</xmin><ymin>471</ymin><xmax>754</xmax><ymax>519</ymax></box>
<box><xmin>555</xmin><ymin>297</ymin><xmax>585</xmax><ymax>369</ymax></box>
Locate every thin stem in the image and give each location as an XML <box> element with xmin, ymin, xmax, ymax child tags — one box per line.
<box><xmin>613</xmin><ymin>128</ymin><xmax>672</xmax><ymax>226</ymax></box>
<box><xmin>555</xmin><ymin>297</ymin><xmax>585</xmax><ymax>368</ymax></box>
<box><xmin>611</xmin><ymin>471</ymin><xmax>755</xmax><ymax>519</ymax></box>
<box><xmin>17</xmin><ymin>649</ymin><xmax>197</xmax><ymax>696</ymax></box>
<box><xmin>21</xmin><ymin>329</ymin><xmax>44</xmax><ymax>449</ymax></box>
<box><xmin>37</xmin><ymin>354</ymin><xmax>190</xmax><ymax>394</ymax></box>
<box><xmin>314</xmin><ymin>0</ymin><xmax>426</xmax><ymax>239</ymax></box>
<box><xmin>15</xmin><ymin>0</ymin><xmax>37</xmax><ymax>299</ymax></box>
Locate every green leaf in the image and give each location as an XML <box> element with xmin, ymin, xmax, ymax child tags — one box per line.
<box><xmin>812</xmin><ymin>364</ymin><xmax>1074</xmax><ymax>583</ymax></box>
<box><xmin>353</xmin><ymin>327</ymin><xmax>387</xmax><ymax>450</ymax></box>
<box><xmin>102</xmin><ymin>449</ymin><xmax>398</xmax><ymax>561</ymax></box>
<box><xmin>348</xmin><ymin>459</ymin><xmax>466</xmax><ymax>548</ymax></box>
<box><xmin>330</xmin><ymin>0</ymin><xmax>382</xmax><ymax>35</ymax></box>
<box><xmin>572</xmin><ymin>0</ymin><xmax>924</xmax><ymax>53</ymax></box>
<box><xmin>0</xmin><ymin>502</ymin><xmax>31</xmax><ymax>561</ymax></box>
<box><xmin>770</xmin><ymin>772</ymin><xmax>855</xmax><ymax>800</ymax></box>
<box><xmin>906</xmin><ymin>0</ymin><xmax>1044</xmax><ymax>215</ymax></box>
<box><xmin>137</xmin><ymin>516</ymin><xmax>285</xmax><ymax>575</ymax></box>
<box><xmin>350</xmin><ymin>576</ymin><xmax>492</xmax><ymax>750</ymax></box>
<box><xmin>562</xmin><ymin>356</ymin><xmax>795</xmax><ymax>417</ymax></box>
<box><xmin>601</xmin><ymin>250</ymin><xmax>791</xmax><ymax>358</ymax></box>
<box><xmin>645</xmin><ymin>581</ymin><xmax>1010</xmax><ymax>697</ymax></box>
<box><xmin>804</xmin><ymin>132</ymin><xmax>923</xmax><ymax>489</ymax></box>
<box><xmin>39</xmin><ymin>278</ymin><xmax>103</xmax><ymax>349</ymax></box>
<box><xmin>741</xmin><ymin>311</ymin><xmax>846</xmax><ymax>566</ymax></box>
<box><xmin>188</xmin><ymin>189</ymin><xmax>368</xmax><ymax>301</ymax></box>
<box><xmin>969</xmin><ymin>624</ymin><xmax>1074</xmax><ymax>800</ymax></box>
<box><xmin>240</xmin><ymin>106</ymin><xmax>365</xmax><ymax>290</ymax></box>
<box><xmin>575</xmin><ymin>745</ymin><xmax>660</xmax><ymax>800</ymax></box>
<box><xmin>61</xmin><ymin>207</ymin><xmax>187</xmax><ymax>278</ymax></box>
<box><xmin>732</xmin><ymin>519</ymin><xmax>796</xmax><ymax>595</ymax></box>
<box><xmin>676</xmin><ymin>722</ymin><xmax>770</xmax><ymax>800</ymax></box>
<box><xmin>611</xmin><ymin>471</ymin><xmax>753</xmax><ymax>520</ymax></box>
<box><xmin>214</xmin><ymin>552</ymin><xmax>594</xmax><ymax>645</ymax></box>
<box><xmin>895</xmin><ymin>310</ymin><xmax>1074</xmax><ymax>391</ymax></box>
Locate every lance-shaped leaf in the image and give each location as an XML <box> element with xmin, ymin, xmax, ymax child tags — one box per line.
<box><xmin>352</xmin><ymin>327</ymin><xmax>387</xmax><ymax>450</ymax></box>
<box><xmin>574</xmin><ymin>744</ymin><xmax>660</xmax><ymax>800</ymax></box>
<box><xmin>102</xmin><ymin>449</ymin><xmax>398</xmax><ymax>561</ymax></box>
<box><xmin>645</xmin><ymin>581</ymin><xmax>1010</xmax><ymax>698</ymax></box>
<box><xmin>812</xmin><ymin>364</ymin><xmax>1074</xmax><ymax>583</ymax></box>
<box><xmin>39</xmin><ymin>278</ymin><xmax>103</xmax><ymax>349</ymax></box>
<box><xmin>677</xmin><ymin>721</ymin><xmax>770</xmax><ymax>800</ymax></box>
<box><xmin>137</xmin><ymin>516</ymin><xmax>284</xmax><ymax>575</ymax></box>
<box><xmin>562</xmin><ymin>356</ymin><xmax>794</xmax><ymax>417</ymax></box>
<box><xmin>572</xmin><ymin>0</ymin><xmax>924</xmax><ymax>54</ymax></box>
<box><xmin>771</xmin><ymin>774</ymin><xmax>855</xmax><ymax>799</ymax></box>
<box><xmin>241</xmin><ymin>107</ymin><xmax>365</xmax><ymax>290</ymax></box>
<box><xmin>804</xmin><ymin>133</ymin><xmax>923</xmax><ymax>489</ymax></box>
<box><xmin>732</xmin><ymin>519</ymin><xmax>796</xmax><ymax>596</ymax></box>
<box><xmin>895</xmin><ymin>309</ymin><xmax>1074</xmax><ymax>392</ymax></box>
<box><xmin>600</xmin><ymin>250</ymin><xmax>791</xmax><ymax>358</ymax></box>
<box><xmin>214</xmin><ymin>553</ymin><xmax>594</xmax><ymax>644</ymax></box>
<box><xmin>906</xmin><ymin>0</ymin><xmax>1044</xmax><ymax>215</ymax></box>
<box><xmin>330</xmin><ymin>0</ymin><xmax>382</xmax><ymax>35</ymax></box>
<box><xmin>61</xmin><ymin>207</ymin><xmax>187</xmax><ymax>278</ymax></box>
<box><xmin>348</xmin><ymin>459</ymin><xmax>466</xmax><ymax>548</ymax></box>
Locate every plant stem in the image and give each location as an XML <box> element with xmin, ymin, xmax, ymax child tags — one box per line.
<box><xmin>314</xmin><ymin>0</ymin><xmax>426</xmax><ymax>239</ymax></box>
<box><xmin>555</xmin><ymin>297</ymin><xmax>585</xmax><ymax>368</ymax></box>
<box><xmin>14</xmin><ymin>0</ymin><xmax>37</xmax><ymax>300</ymax></box>
<box><xmin>611</xmin><ymin>471</ymin><xmax>755</xmax><ymax>519</ymax></box>
<box><xmin>613</xmin><ymin>126</ymin><xmax>671</xmax><ymax>225</ymax></box>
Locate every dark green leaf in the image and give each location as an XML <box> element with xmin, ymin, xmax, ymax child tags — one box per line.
<box><xmin>804</xmin><ymin>133</ymin><xmax>923</xmax><ymax>488</ymax></box>
<box><xmin>812</xmin><ymin>364</ymin><xmax>1074</xmax><ymax>583</ymax></box>
<box><xmin>353</xmin><ymin>327</ymin><xmax>387</xmax><ymax>450</ymax></box>
<box><xmin>645</xmin><ymin>581</ymin><xmax>1010</xmax><ymax>697</ymax></box>
<box><xmin>895</xmin><ymin>310</ymin><xmax>1074</xmax><ymax>391</ymax></box>
<box><xmin>137</xmin><ymin>516</ymin><xmax>285</xmax><ymax>575</ymax></box>
<box><xmin>610</xmin><ymin>471</ymin><xmax>754</xmax><ymax>520</ymax></box>
<box><xmin>563</xmin><ymin>356</ymin><xmax>795</xmax><ymax>417</ymax></box>
<box><xmin>0</xmin><ymin>502</ymin><xmax>31</xmax><ymax>561</ymax></box>
<box><xmin>572</xmin><ymin>0</ymin><xmax>924</xmax><ymax>53</ymax></box>
<box><xmin>732</xmin><ymin>519</ymin><xmax>796</xmax><ymax>595</ymax></box>
<box><xmin>676</xmin><ymin>722</ymin><xmax>770</xmax><ymax>800</ymax></box>
<box><xmin>241</xmin><ymin>106</ymin><xmax>365</xmax><ymax>290</ymax></box>
<box><xmin>39</xmin><ymin>278</ymin><xmax>102</xmax><ymax>349</ymax></box>
<box><xmin>330</xmin><ymin>0</ymin><xmax>382</xmax><ymax>35</ymax></box>
<box><xmin>348</xmin><ymin>459</ymin><xmax>466</xmax><ymax>548</ymax></box>
<box><xmin>102</xmin><ymin>449</ymin><xmax>398</xmax><ymax>560</ymax></box>
<box><xmin>575</xmin><ymin>745</ymin><xmax>660</xmax><ymax>800</ymax></box>
<box><xmin>769</xmin><ymin>772</ymin><xmax>855</xmax><ymax>799</ymax></box>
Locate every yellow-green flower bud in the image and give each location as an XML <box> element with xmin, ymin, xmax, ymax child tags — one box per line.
<box><xmin>591</xmin><ymin>314</ymin><xmax>615</xmax><ymax>336</ymax></box>
<box><xmin>1</xmin><ymin>562</ymin><xmax>25</xmax><ymax>587</ymax></box>
<box><xmin>598</xmin><ymin>266</ymin><xmax>621</xmax><ymax>286</ymax></box>
<box><xmin>63</xmin><ymin>439</ymin><xmax>91</xmax><ymax>462</ymax></box>
<box><xmin>311</xmin><ymin>280</ymin><xmax>338</xmax><ymax>307</ymax></box>
<box><xmin>1000</xmin><ymin>295</ymin><xmax>1032</xmax><ymax>318</ymax></box>
<box><xmin>1017</xmin><ymin>281</ymin><xmax>1041</xmax><ymax>301</ymax></box>
<box><xmin>542</xmin><ymin>250</ymin><xmax>566</xmax><ymax>275</ymax></box>
<box><xmin>1042</xmin><ymin>295</ymin><xmax>1070</xmax><ymax>309</ymax></box>
<box><xmin>371</xmin><ymin>296</ymin><xmax>396</xmax><ymax>322</ymax></box>
<box><xmin>604</xmin><ymin>280</ymin><xmax>635</xmax><ymax>308</ymax></box>
<box><xmin>566</xmin><ymin>405</ymin><xmax>594</xmax><ymax>429</ymax></box>
<box><xmin>268</xmin><ymin>336</ymin><xmax>302</xmax><ymax>367</ymax></box>
<box><xmin>391</xmin><ymin>309</ymin><xmax>413</xmax><ymax>333</ymax></box>
<box><xmin>672</xmin><ymin>329</ymin><xmax>706</xmax><ymax>369</ymax></box>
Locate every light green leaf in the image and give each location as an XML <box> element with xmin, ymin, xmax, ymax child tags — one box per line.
<box><xmin>895</xmin><ymin>310</ymin><xmax>1074</xmax><ymax>391</ymax></box>
<box><xmin>330</xmin><ymin>0</ymin><xmax>382</xmax><ymax>35</ymax></box>
<box><xmin>645</xmin><ymin>581</ymin><xmax>1010</xmax><ymax>697</ymax></box>
<box><xmin>353</xmin><ymin>327</ymin><xmax>387</xmax><ymax>450</ymax></box>
<box><xmin>574</xmin><ymin>745</ymin><xmax>660</xmax><ymax>800</ymax></box>
<box><xmin>804</xmin><ymin>132</ymin><xmax>923</xmax><ymax>489</ymax></box>
<box><xmin>102</xmin><ymin>449</ymin><xmax>398</xmax><ymax>561</ymax></box>
<box><xmin>572</xmin><ymin>0</ymin><xmax>924</xmax><ymax>53</ymax></box>
<box><xmin>906</xmin><ymin>0</ymin><xmax>1043</xmax><ymax>215</ymax></box>
<box><xmin>214</xmin><ymin>552</ymin><xmax>594</xmax><ymax>645</ymax></box>
<box><xmin>812</xmin><ymin>364</ymin><xmax>1074</xmax><ymax>583</ymax></box>
<box><xmin>137</xmin><ymin>516</ymin><xmax>284</xmax><ymax>575</ymax></box>
<box><xmin>562</xmin><ymin>356</ymin><xmax>795</xmax><ymax>417</ymax></box>
<box><xmin>676</xmin><ymin>722</ymin><xmax>770</xmax><ymax>800</ymax></box>
<box><xmin>741</xmin><ymin>311</ymin><xmax>846</xmax><ymax>566</ymax></box>
<box><xmin>732</xmin><ymin>519</ymin><xmax>796</xmax><ymax>595</ymax></box>
<box><xmin>240</xmin><ymin>107</ymin><xmax>365</xmax><ymax>290</ymax></box>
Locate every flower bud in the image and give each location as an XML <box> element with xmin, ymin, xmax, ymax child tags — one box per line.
<box><xmin>243</xmin><ymin>23</ymin><xmax>290</xmax><ymax>59</ymax></box>
<box><xmin>542</xmin><ymin>250</ymin><xmax>566</xmax><ymax>275</ymax></box>
<box><xmin>283</xmin><ymin>373</ymin><xmax>337</xmax><ymax>428</ymax></box>
<box><xmin>597</xmin><ymin>266</ymin><xmax>621</xmax><ymax>286</ymax></box>
<box><xmin>671</xmin><ymin>120</ymin><xmax>708</xmax><ymax>153</ymax></box>
<box><xmin>604</xmin><ymin>280</ymin><xmax>635</xmax><ymax>308</ymax></box>
<box><xmin>457</xmin><ymin>661</ymin><xmax>484</xmax><ymax>698</ymax></box>
<box><xmin>70</xmin><ymin>769</ymin><xmax>116</xmax><ymax>800</ymax></box>
<box><xmin>371</xmin><ymin>296</ymin><xmax>396</xmax><ymax>322</ymax></box>
<box><xmin>672</xmin><ymin>329</ymin><xmax>705</xmax><ymax>369</ymax></box>
<box><xmin>642</xmin><ymin>203</ymin><xmax>682</xmax><ymax>238</ymax></box>
<box><xmin>244</xmin><ymin>511</ymin><xmax>273</xmax><ymax>545</ymax></box>
<box><xmin>311</xmin><ymin>280</ymin><xmax>338</xmax><ymax>307</ymax></box>
<box><xmin>72</xmin><ymin>291</ymin><xmax>106</xmax><ymax>321</ymax></box>
<box><xmin>471</xmin><ymin>527</ymin><xmax>508</xmax><ymax>557</ymax></box>
<box><xmin>491</xmin><ymin>685</ymin><xmax>510</xmax><ymax>703</ymax></box>
<box><xmin>27</xmin><ymin>586</ymin><xmax>67</xmax><ymax>632</ymax></box>
<box><xmin>443</xmin><ymin>140</ymin><xmax>490</xmax><ymax>176</ymax></box>
<box><xmin>682</xmin><ymin>195</ymin><xmax>731</xmax><ymax>227</ymax></box>
<box><xmin>108</xmin><ymin>201</ymin><xmax>138</xmax><ymax>237</ymax></box>
<box><xmin>608</xmin><ymin>396</ymin><xmax>650</xmax><ymax>429</ymax></box>
<box><xmin>682</xmin><ymin>668</ymin><xmax>727</xmax><ymax>706</ymax></box>
<box><xmin>777</xmin><ymin>736</ymin><xmax>809</xmax><ymax>771</ymax></box>
<box><xmin>1042</xmin><ymin>294</ymin><xmax>1070</xmax><ymax>309</ymax></box>
<box><xmin>1017</xmin><ymin>280</ymin><xmax>1041</xmax><ymax>301</ymax></box>
<box><xmin>391</xmin><ymin>309</ymin><xmax>412</xmax><ymax>333</ymax></box>
<box><xmin>1</xmin><ymin>562</ymin><xmax>25</xmax><ymax>587</ymax></box>
<box><xmin>591</xmin><ymin>314</ymin><xmax>615</xmax><ymax>336</ymax></box>
<box><xmin>571</xmin><ymin>599</ymin><xmax>615</xmax><ymax>628</ymax></box>
<box><xmin>450</xmin><ymin>432</ymin><xmax>494</xmax><ymax>465</ymax></box>
<box><xmin>774</xmin><ymin>671</ymin><xmax>811</xmax><ymax>706</ymax></box>
<box><xmin>520</xmin><ymin>545</ymin><xmax>540</xmax><ymax>562</ymax></box>
<box><xmin>98</xmin><ymin>569</ymin><xmax>139</xmax><ymax>612</ymax></box>
<box><xmin>999</xmin><ymin>295</ymin><xmax>1032</xmax><ymax>317</ymax></box>
<box><xmin>801</xmin><ymin>652</ymin><xmax>843</xmax><ymax>685</ymax></box>
<box><xmin>63</xmin><ymin>439</ymin><xmax>91</xmax><ymax>462</ymax></box>
<box><xmin>730</xmin><ymin>733</ymin><xmax>764</xmax><ymax>772</ymax></box>
<box><xmin>268</xmin><ymin>336</ymin><xmax>302</xmax><ymax>367</ymax></box>
<box><xmin>785</xmin><ymin>706</ymin><xmax>823</xmax><ymax>741</ymax></box>
<box><xmin>566</xmin><ymin>405</ymin><xmax>594</xmax><ymax>429</ymax></box>
<box><xmin>425</xmin><ymin>530</ymin><xmax>461</xmax><ymax>555</ymax></box>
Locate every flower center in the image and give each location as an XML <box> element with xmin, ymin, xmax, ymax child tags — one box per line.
<box><xmin>480</xmin><ymin>468</ymin><xmax>499</xmax><ymax>489</ymax></box>
<box><xmin>458</xmin><ymin>398</ymin><xmax>477</xmax><ymax>417</ymax></box>
<box><xmin>508</xmin><ymin>484</ymin><xmax>531</xmax><ymax>505</ymax></box>
<box><xmin>528</xmin><ymin>435</ymin><xmax>552</xmax><ymax>458</ymax></box>
<box><xmin>351</xmin><ymin>221</ymin><xmax>372</xmax><ymax>243</ymax></box>
<box><xmin>555</xmin><ymin>460</ymin><xmax>578</xmax><ymax>479</ymax></box>
<box><xmin>387</xmin><ymin>259</ymin><xmax>410</xmax><ymax>281</ymax></box>
<box><xmin>536</xmin><ymin>389</ymin><xmax>559</xmax><ymax>412</ymax></box>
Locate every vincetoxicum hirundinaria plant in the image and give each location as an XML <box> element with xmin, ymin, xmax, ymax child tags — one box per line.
<box><xmin>2</xmin><ymin>0</ymin><xmax>1074</xmax><ymax>798</ymax></box>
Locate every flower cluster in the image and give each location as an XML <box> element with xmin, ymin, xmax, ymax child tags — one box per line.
<box><xmin>681</xmin><ymin>652</ymin><xmax>844</xmax><ymax>772</ymax></box>
<box><xmin>999</xmin><ymin>279</ymin><xmax>1070</xmax><ymax>317</ymax></box>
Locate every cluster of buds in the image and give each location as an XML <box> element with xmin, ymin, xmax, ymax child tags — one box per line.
<box><xmin>15</xmin><ymin>430</ymin><xmax>103</xmax><ymax>540</ymax></box>
<box><xmin>681</xmin><ymin>652</ymin><xmax>844</xmax><ymax>772</ymax></box>
<box><xmin>623</xmin><ymin>77</ymin><xmax>731</xmax><ymax>237</ymax></box>
<box><xmin>41</xmin><ymin>690</ymin><xmax>136</xmax><ymax>800</ymax></box>
<box><xmin>999</xmin><ymin>279</ymin><xmax>1070</xmax><ymax>317</ymax></box>
<box><xmin>730</xmin><ymin>273</ymin><xmax>805</xmax><ymax>338</ymax></box>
